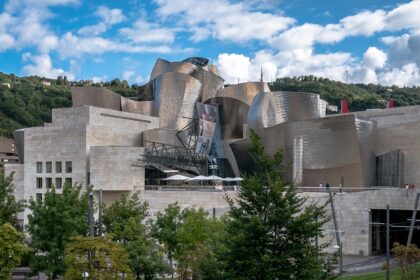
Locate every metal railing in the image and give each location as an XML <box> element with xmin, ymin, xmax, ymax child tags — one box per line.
<box><xmin>144</xmin><ymin>185</ymin><xmax>236</xmax><ymax>192</ymax></box>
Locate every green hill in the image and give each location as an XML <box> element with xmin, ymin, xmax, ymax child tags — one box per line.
<box><xmin>2</xmin><ymin>72</ymin><xmax>420</xmax><ymax>137</ymax></box>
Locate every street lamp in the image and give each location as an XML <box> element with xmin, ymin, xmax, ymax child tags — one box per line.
<box><xmin>82</xmin><ymin>272</ymin><xmax>89</xmax><ymax>280</ymax></box>
<box><xmin>333</xmin><ymin>243</ymin><xmax>343</xmax><ymax>274</ymax></box>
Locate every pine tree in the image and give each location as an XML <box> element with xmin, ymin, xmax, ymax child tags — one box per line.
<box><xmin>221</xmin><ymin>130</ymin><xmax>335</xmax><ymax>280</ymax></box>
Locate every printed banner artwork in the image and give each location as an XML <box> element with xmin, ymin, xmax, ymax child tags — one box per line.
<box><xmin>195</xmin><ymin>103</ymin><xmax>218</xmax><ymax>155</ymax></box>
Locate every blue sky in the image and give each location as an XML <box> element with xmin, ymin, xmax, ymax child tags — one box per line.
<box><xmin>1</xmin><ymin>0</ymin><xmax>420</xmax><ymax>86</ymax></box>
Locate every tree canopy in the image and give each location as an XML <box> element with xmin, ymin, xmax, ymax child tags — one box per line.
<box><xmin>0</xmin><ymin>172</ymin><xmax>25</xmax><ymax>228</ymax></box>
<box><xmin>27</xmin><ymin>183</ymin><xmax>89</xmax><ymax>279</ymax></box>
<box><xmin>219</xmin><ymin>130</ymin><xmax>334</xmax><ymax>280</ymax></box>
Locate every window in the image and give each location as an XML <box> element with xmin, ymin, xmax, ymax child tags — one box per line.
<box><xmin>65</xmin><ymin>178</ymin><xmax>72</xmax><ymax>186</ymax></box>
<box><xmin>46</xmin><ymin>161</ymin><xmax>52</xmax><ymax>173</ymax></box>
<box><xmin>36</xmin><ymin>193</ymin><xmax>42</xmax><ymax>203</ymax></box>
<box><xmin>65</xmin><ymin>161</ymin><xmax>72</xmax><ymax>173</ymax></box>
<box><xmin>36</xmin><ymin>178</ymin><xmax>42</xmax><ymax>189</ymax></box>
<box><xmin>55</xmin><ymin>178</ymin><xmax>62</xmax><ymax>189</ymax></box>
<box><xmin>46</xmin><ymin>178</ymin><xmax>52</xmax><ymax>189</ymax></box>
<box><xmin>36</xmin><ymin>162</ymin><xmax>42</xmax><ymax>173</ymax></box>
<box><xmin>56</xmin><ymin>161</ymin><xmax>62</xmax><ymax>173</ymax></box>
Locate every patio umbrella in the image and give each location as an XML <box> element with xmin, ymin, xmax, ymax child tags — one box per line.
<box><xmin>205</xmin><ymin>175</ymin><xmax>224</xmax><ymax>181</ymax></box>
<box><xmin>187</xmin><ymin>175</ymin><xmax>208</xmax><ymax>186</ymax></box>
<box><xmin>232</xmin><ymin>177</ymin><xmax>244</xmax><ymax>181</ymax></box>
<box><xmin>162</xmin><ymin>174</ymin><xmax>191</xmax><ymax>181</ymax></box>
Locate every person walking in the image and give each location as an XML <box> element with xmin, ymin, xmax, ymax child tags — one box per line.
<box><xmin>326</xmin><ymin>182</ymin><xmax>330</xmax><ymax>191</ymax></box>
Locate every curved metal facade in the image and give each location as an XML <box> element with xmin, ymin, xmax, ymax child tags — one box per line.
<box><xmin>149</xmin><ymin>59</ymin><xmax>198</xmax><ymax>81</ymax></box>
<box><xmin>190</xmin><ymin>68</ymin><xmax>224</xmax><ymax>102</ymax></box>
<box><xmin>248</xmin><ymin>91</ymin><xmax>325</xmax><ymax>131</ymax></box>
<box><xmin>210</xmin><ymin>82</ymin><xmax>269</xmax><ymax>105</ymax></box>
<box><xmin>152</xmin><ymin>72</ymin><xmax>202</xmax><ymax>129</ymax></box>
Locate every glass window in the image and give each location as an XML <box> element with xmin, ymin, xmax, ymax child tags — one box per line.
<box><xmin>65</xmin><ymin>161</ymin><xmax>72</xmax><ymax>173</ymax></box>
<box><xmin>36</xmin><ymin>178</ymin><xmax>42</xmax><ymax>189</ymax></box>
<box><xmin>55</xmin><ymin>161</ymin><xmax>62</xmax><ymax>173</ymax></box>
<box><xmin>46</xmin><ymin>178</ymin><xmax>52</xmax><ymax>189</ymax></box>
<box><xmin>36</xmin><ymin>162</ymin><xmax>42</xmax><ymax>173</ymax></box>
<box><xmin>46</xmin><ymin>162</ymin><xmax>52</xmax><ymax>173</ymax></box>
<box><xmin>65</xmin><ymin>178</ymin><xmax>72</xmax><ymax>186</ymax></box>
<box><xmin>36</xmin><ymin>193</ymin><xmax>42</xmax><ymax>203</ymax></box>
<box><xmin>55</xmin><ymin>178</ymin><xmax>62</xmax><ymax>189</ymax></box>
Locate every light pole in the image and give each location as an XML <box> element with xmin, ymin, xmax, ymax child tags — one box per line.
<box><xmin>333</xmin><ymin>243</ymin><xmax>343</xmax><ymax>274</ymax></box>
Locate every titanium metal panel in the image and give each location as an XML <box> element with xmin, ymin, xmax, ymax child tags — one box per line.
<box><xmin>150</xmin><ymin>58</ymin><xmax>171</xmax><ymax>81</ymax></box>
<box><xmin>121</xmin><ymin>97</ymin><xmax>152</xmax><ymax>116</ymax></box>
<box><xmin>211</xmin><ymin>82</ymin><xmax>270</xmax><ymax>105</ymax></box>
<box><xmin>190</xmin><ymin>68</ymin><xmax>224</xmax><ymax>102</ymax></box>
<box><xmin>206</xmin><ymin>64</ymin><xmax>220</xmax><ymax>76</ymax></box>
<box><xmin>248</xmin><ymin>91</ymin><xmax>324</xmax><ymax>131</ymax></box>
<box><xmin>149</xmin><ymin>59</ymin><xmax>197</xmax><ymax>81</ymax></box>
<box><xmin>152</xmin><ymin>72</ymin><xmax>202</xmax><ymax>129</ymax></box>
<box><xmin>205</xmin><ymin>97</ymin><xmax>249</xmax><ymax>139</ymax></box>
<box><xmin>71</xmin><ymin>86</ymin><xmax>121</xmax><ymax>111</ymax></box>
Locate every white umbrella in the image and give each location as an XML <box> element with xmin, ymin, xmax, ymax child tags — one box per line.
<box><xmin>232</xmin><ymin>177</ymin><xmax>244</xmax><ymax>181</ymax></box>
<box><xmin>205</xmin><ymin>175</ymin><xmax>223</xmax><ymax>181</ymax></box>
<box><xmin>162</xmin><ymin>174</ymin><xmax>190</xmax><ymax>181</ymax></box>
<box><xmin>223</xmin><ymin>177</ymin><xmax>234</xmax><ymax>182</ymax></box>
<box><xmin>187</xmin><ymin>175</ymin><xmax>208</xmax><ymax>181</ymax></box>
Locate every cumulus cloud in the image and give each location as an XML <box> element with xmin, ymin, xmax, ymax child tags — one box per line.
<box><xmin>57</xmin><ymin>32</ymin><xmax>176</xmax><ymax>59</ymax></box>
<box><xmin>22</xmin><ymin>53</ymin><xmax>75</xmax><ymax>79</ymax></box>
<box><xmin>119</xmin><ymin>20</ymin><xmax>175</xmax><ymax>43</ymax></box>
<box><xmin>154</xmin><ymin>0</ymin><xmax>294</xmax><ymax>42</ymax></box>
<box><xmin>78</xmin><ymin>6</ymin><xmax>125</xmax><ymax>36</ymax></box>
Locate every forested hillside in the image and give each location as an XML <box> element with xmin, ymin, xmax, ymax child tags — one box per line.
<box><xmin>2</xmin><ymin>72</ymin><xmax>420</xmax><ymax>137</ymax></box>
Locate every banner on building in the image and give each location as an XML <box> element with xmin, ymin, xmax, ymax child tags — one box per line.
<box><xmin>195</xmin><ymin>103</ymin><xmax>218</xmax><ymax>155</ymax></box>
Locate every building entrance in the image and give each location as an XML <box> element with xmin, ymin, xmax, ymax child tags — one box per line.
<box><xmin>371</xmin><ymin>209</ymin><xmax>420</xmax><ymax>255</ymax></box>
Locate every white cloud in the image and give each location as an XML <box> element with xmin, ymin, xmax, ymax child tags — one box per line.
<box><xmin>340</xmin><ymin>10</ymin><xmax>385</xmax><ymax>36</ymax></box>
<box><xmin>385</xmin><ymin>0</ymin><xmax>420</xmax><ymax>31</ymax></box>
<box><xmin>378</xmin><ymin>63</ymin><xmax>420</xmax><ymax>86</ymax></box>
<box><xmin>154</xmin><ymin>0</ymin><xmax>294</xmax><ymax>42</ymax></box>
<box><xmin>362</xmin><ymin>47</ymin><xmax>387</xmax><ymax>69</ymax></box>
<box><xmin>119</xmin><ymin>20</ymin><xmax>175</xmax><ymax>43</ymax></box>
<box><xmin>57</xmin><ymin>32</ymin><xmax>176</xmax><ymax>59</ymax></box>
<box><xmin>0</xmin><ymin>33</ymin><xmax>15</xmax><ymax>51</ymax></box>
<box><xmin>22</xmin><ymin>53</ymin><xmax>75</xmax><ymax>80</ymax></box>
<box><xmin>216</xmin><ymin>53</ymin><xmax>251</xmax><ymax>83</ymax></box>
<box><xmin>78</xmin><ymin>6</ymin><xmax>125</xmax><ymax>36</ymax></box>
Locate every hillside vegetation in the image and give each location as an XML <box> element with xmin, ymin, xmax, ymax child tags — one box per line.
<box><xmin>2</xmin><ymin>73</ymin><xmax>420</xmax><ymax>137</ymax></box>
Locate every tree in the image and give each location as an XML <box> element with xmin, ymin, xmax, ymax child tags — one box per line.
<box><xmin>151</xmin><ymin>203</ymin><xmax>182</xmax><ymax>279</ymax></box>
<box><xmin>392</xmin><ymin>242</ymin><xmax>420</xmax><ymax>280</ymax></box>
<box><xmin>0</xmin><ymin>172</ymin><xmax>25</xmax><ymax>227</ymax></box>
<box><xmin>220</xmin><ymin>130</ymin><xmax>334</xmax><ymax>280</ymax></box>
<box><xmin>103</xmin><ymin>194</ymin><xmax>169</xmax><ymax>280</ymax></box>
<box><xmin>64</xmin><ymin>235</ymin><xmax>134</xmax><ymax>279</ymax></box>
<box><xmin>0</xmin><ymin>223</ymin><xmax>29</xmax><ymax>279</ymax></box>
<box><xmin>175</xmin><ymin>208</ymin><xmax>226</xmax><ymax>280</ymax></box>
<box><xmin>27</xmin><ymin>184</ymin><xmax>89</xmax><ymax>279</ymax></box>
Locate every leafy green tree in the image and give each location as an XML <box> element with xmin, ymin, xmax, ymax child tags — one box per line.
<box><xmin>64</xmin><ymin>235</ymin><xmax>134</xmax><ymax>279</ymax></box>
<box><xmin>103</xmin><ymin>194</ymin><xmax>169</xmax><ymax>280</ymax></box>
<box><xmin>176</xmin><ymin>208</ymin><xmax>226</xmax><ymax>280</ymax></box>
<box><xmin>0</xmin><ymin>223</ymin><xmax>29</xmax><ymax>279</ymax></box>
<box><xmin>220</xmin><ymin>130</ymin><xmax>334</xmax><ymax>280</ymax></box>
<box><xmin>151</xmin><ymin>202</ymin><xmax>182</xmax><ymax>279</ymax></box>
<box><xmin>0</xmin><ymin>172</ymin><xmax>25</xmax><ymax>227</ymax></box>
<box><xmin>27</xmin><ymin>184</ymin><xmax>89</xmax><ymax>279</ymax></box>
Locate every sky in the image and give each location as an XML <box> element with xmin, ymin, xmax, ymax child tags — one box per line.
<box><xmin>1</xmin><ymin>0</ymin><xmax>420</xmax><ymax>86</ymax></box>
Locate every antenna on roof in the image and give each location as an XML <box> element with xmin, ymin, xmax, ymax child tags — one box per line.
<box><xmin>238</xmin><ymin>77</ymin><xmax>240</xmax><ymax>84</ymax></box>
<box><xmin>260</xmin><ymin>67</ymin><xmax>264</xmax><ymax>82</ymax></box>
